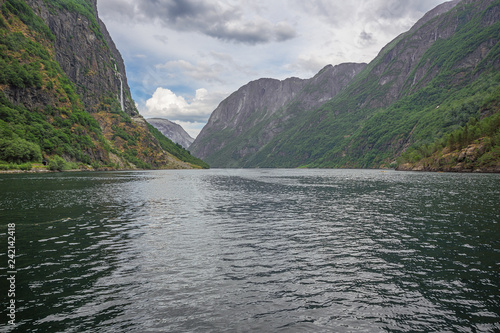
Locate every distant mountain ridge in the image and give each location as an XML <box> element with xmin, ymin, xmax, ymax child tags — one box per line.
<box><xmin>190</xmin><ymin>0</ymin><xmax>500</xmax><ymax>170</ymax></box>
<box><xmin>147</xmin><ymin>118</ymin><xmax>194</xmax><ymax>149</ymax></box>
<box><xmin>190</xmin><ymin>63</ymin><xmax>367</xmax><ymax>167</ymax></box>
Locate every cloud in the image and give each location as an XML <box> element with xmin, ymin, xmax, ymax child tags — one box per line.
<box><xmin>206</xmin><ymin>18</ymin><xmax>296</xmax><ymax>44</ymax></box>
<box><xmin>156</xmin><ymin>60</ymin><xmax>224</xmax><ymax>82</ymax></box>
<box><xmin>209</xmin><ymin>51</ymin><xmax>234</xmax><ymax>63</ymax></box>
<box><xmin>287</xmin><ymin>55</ymin><xmax>333</xmax><ymax>74</ymax></box>
<box><xmin>293</xmin><ymin>0</ymin><xmax>444</xmax><ymax>41</ymax></box>
<box><xmin>153</xmin><ymin>34</ymin><xmax>169</xmax><ymax>44</ymax></box>
<box><xmin>98</xmin><ymin>0</ymin><xmax>450</xmax><ymax>136</ymax></box>
<box><xmin>97</xmin><ymin>0</ymin><xmax>135</xmax><ymax>19</ymax></box>
<box><xmin>100</xmin><ymin>0</ymin><xmax>297</xmax><ymax>44</ymax></box>
<box><xmin>142</xmin><ymin>87</ymin><xmax>224</xmax><ymax>124</ymax></box>
<box><xmin>358</xmin><ymin>30</ymin><xmax>375</xmax><ymax>47</ymax></box>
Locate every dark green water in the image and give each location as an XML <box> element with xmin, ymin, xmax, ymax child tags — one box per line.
<box><xmin>1</xmin><ymin>169</ymin><xmax>499</xmax><ymax>332</ymax></box>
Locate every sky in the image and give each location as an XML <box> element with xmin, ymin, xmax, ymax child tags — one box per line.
<box><xmin>97</xmin><ymin>0</ymin><xmax>450</xmax><ymax>138</ymax></box>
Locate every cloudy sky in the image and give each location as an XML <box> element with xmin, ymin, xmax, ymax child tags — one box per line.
<box><xmin>97</xmin><ymin>0</ymin><xmax>449</xmax><ymax>138</ymax></box>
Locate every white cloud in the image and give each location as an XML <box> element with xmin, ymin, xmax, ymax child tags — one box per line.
<box><xmin>142</xmin><ymin>87</ymin><xmax>225</xmax><ymax>138</ymax></box>
<box><xmin>142</xmin><ymin>87</ymin><xmax>225</xmax><ymax>125</ymax></box>
<box><xmin>156</xmin><ymin>60</ymin><xmax>224</xmax><ymax>82</ymax></box>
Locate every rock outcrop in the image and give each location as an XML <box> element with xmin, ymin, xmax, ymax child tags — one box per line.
<box><xmin>25</xmin><ymin>0</ymin><xmax>136</xmax><ymax>116</ymax></box>
<box><xmin>397</xmin><ymin>138</ymin><xmax>500</xmax><ymax>173</ymax></box>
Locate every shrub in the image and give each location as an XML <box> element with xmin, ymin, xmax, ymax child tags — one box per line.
<box><xmin>0</xmin><ymin>137</ymin><xmax>41</xmax><ymax>163</ymax></box>
<box><xmin>18</xmin><ymin>162</ymin><xmax>32</xmax><ymax>170</ymax></box>
<box><xmin>91</xmin><ymin>161</ymin><xmax>100</xmax><ymax>169</ymax></box>
<box><xmin>48</xmin><ymin>155</ymin><xmax>66</xmax><ymax>171</ymax></box>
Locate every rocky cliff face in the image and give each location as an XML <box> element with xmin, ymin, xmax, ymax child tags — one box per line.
<box><xmin>0</xmin><ymin>0</ymin><xmax>206</xmax><ymax>169</ymax></box>
<box><xmin>191</xmin><ymin>0</ymin><xmax>500</xmax><ymax>169</ymax></box>
<box><xmin>190</xmin><ymin>63</ymin><xmax>366</xmax><ymax>167</ymax></box>
<box><xmin>147</xmin><ymin>118</ymin><xmax>194</xmax><ymax>149</ymax></box>
<box><xmin>25</xmin><ymin>0</ymin><xmax>136</xmax><ymax>116</ymax></box>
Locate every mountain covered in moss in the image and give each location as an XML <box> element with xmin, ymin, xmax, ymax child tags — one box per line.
<box><xmin>190</xmin><ymin>0</ymin><xmax>500</xmax><ymax>171</ymax></box>
<box><xmin>0</xmin><ymin>0</ymin><xmax>208</xmax><ymax>170</ymax></box>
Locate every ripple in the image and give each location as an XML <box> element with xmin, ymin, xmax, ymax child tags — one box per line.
<box><xmin>1</xmin><ymin>170</ymin><xmax>499</xmax><ymax>332</ymax></box>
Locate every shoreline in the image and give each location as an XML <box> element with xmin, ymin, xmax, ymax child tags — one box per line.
<box><xmin>2</xmin><ymin>166</ymin><xmax>499</xmax><ymax>174</ymax></box>
<box><xmin>396</xmin><ymin>163</ymin><xmax>500</xmax><ymax>174</ymax></box>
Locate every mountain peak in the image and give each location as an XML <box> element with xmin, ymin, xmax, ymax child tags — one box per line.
<box><xmin>190</xmin><ymin>62</ymin><xmax>366</xmax><ymax>167</ymax></box>
<box><xmin>409</xmin><ymin>0</ymin><xmax>461</xmax><ymax>32</ymax></box>
<box><xmin>147</xmin><ymin>118</ymin><xmax>194</xmax><ymax>149</ymax></box>
<box><xmin>190</xmin><ymin>0</ymin><xmax>500</xmax><ymax>169</ymax></box>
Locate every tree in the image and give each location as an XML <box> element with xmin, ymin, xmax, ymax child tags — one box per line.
<box><xmin>0</xmin><ymin>137</ymin><xmax>41</xmax><ymax>163</ymax></box>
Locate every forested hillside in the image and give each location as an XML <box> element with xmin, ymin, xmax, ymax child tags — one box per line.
<box><xmin>398</xmin><ymin>96</ymin><xmax>500</xmax><ymax>172</ymax></box>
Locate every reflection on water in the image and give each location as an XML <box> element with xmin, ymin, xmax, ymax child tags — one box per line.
<box><xmin>1</xmin><ymin>169</ymin><xmax>499</xmax><ymax>332</ymax></box>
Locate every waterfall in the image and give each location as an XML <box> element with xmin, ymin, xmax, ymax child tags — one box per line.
<box><xmin>118</xmin><ymin>73</ymin><xmax>124</xmax><ymax>112</ymax></box>
<box><xmin>115</xmin><ymin>60</ymin><xmax>124</xmax><ymax>112</ymax></box>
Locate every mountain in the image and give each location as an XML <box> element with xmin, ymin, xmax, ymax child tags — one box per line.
<box><xmin>190</xmin><ymin>0</ymin><xmax>500</xmax><ymax>170</ymax></box>
<box><xmin>189</xmin><ymin>62</ymin><xmax>367</xmax><ymax>167</ymax></box>
<box><xmin>147</xmin><ymin>118</ymin><xmax>194</xmax><ymax>149</ymax></box>
<box><xmin>0</xmin><ymin>0</ymin><xmax>208</xmax><ymax>170</ymax></box>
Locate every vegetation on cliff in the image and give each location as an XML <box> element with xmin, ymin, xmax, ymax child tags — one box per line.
<box><xmin>398</xmin><ymin>93</ymin><xmax>500</xmax><ymax>172</ymax></box>
<box><xmin>254</xmin><ymin>0</ymin><xmax>500</xmax><ymax>169</ymax></box>
<box><xmin>0</xmin><ymin>0</ymin><xmax>208</xmax><ymax>170</ymax></box>
<box><xmin>190</xmin><ymin>0</ymin><xmax>499</xmax><ymax>171</ymax></box>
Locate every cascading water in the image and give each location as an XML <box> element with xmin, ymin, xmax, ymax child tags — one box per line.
<box><xmin>119</xmin><ymin>74</ymin><xmax>124</xmax><ymax>112</ymax></box>
<box><xmin>115</xmin><ymin>63</ymin><xmax>125</xmax><ymax>112</ymax></box>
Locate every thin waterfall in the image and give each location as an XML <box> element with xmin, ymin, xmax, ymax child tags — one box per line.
<box><xmin>115</xmin><ymin>62</ymin><xmax>125</xmax><ymax>112</ymax></box>
<box><xmin>119</xmin><ymin>74</ymin><xmax>124</xmax><ymax>112</ymax></box>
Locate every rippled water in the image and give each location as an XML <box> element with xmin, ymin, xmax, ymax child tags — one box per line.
<box><xmin>1</xmin><ymin>169</ymin><xmax>499</xmax><ymax>332</ymax></box>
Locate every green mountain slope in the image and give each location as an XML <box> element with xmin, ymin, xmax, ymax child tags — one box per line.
<box><xmin>252</xmin><ymin>0</ymin><xmax>500</xmax><ymax>169</ymax></box>
<box><xmin>397</xmin><ymin>92</ymin><xmax>500</xmax><ymax>172</ymax></box>
<box><xmin>191</xmin><ymin>0</ymin><xmax>499</xmax><ymax>171</ymax></box>
<box><xmin>0</xmin><ymin>0</ymin><xmax>208</xmax><ymax>170</ymax></box>
<box><xmin>190</xmin><ymin>63</ymin><xmax>367</xmax><ymax>167</ymax></box>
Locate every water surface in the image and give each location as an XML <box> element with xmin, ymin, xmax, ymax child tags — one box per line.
<box><xmin>1</xmin><ymin>169</ymin><xmax>499</xmax><ymax>332</ymax></box>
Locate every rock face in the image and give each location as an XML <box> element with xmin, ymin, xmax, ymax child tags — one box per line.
<box><xmin>0</xmin><ymin>0</ymin><xmax>207</xmax><ymax>169</ymax></box>
<box><xmin>190</xmin><ymin>63</ymin><xmax>366</xmax><ymax>167</ymax></box>
<box><xmin>25</xmin><ymin>0</ymin><xmax>136</xmax><ymax>116</ymax></box>
<box><xmin>147</xmin><ymin>118</ymin><xmax>194</xmax><ymax>149</ymax></box>
<box><xmin>191</xmin><ymin>0</ymin><xmax>500</xmax><ymax>169</ymax></box>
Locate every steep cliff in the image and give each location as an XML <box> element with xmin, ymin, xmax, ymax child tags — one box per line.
<box><xmin>191</xmin><ymin>0</ymin><xmax>500</xmax><ymax>169</ymax></box>
<box><xmin>0</xmin><ymin>0</ymin><xmax>208</xmax><ymax>169</ymax></box>
<box><xmin>190</xmin><ymin>63</ymin><xmax>366</xmax><ymax>167</ymax></box>
<box><xmin>147</xmin><ymin>118</ymin><xmax>194</xmax><ymax>149</ymax></box>
<box><xmin>25</xmin><ymin>0</ymin><xmax>136</xmax><ymax>116</ymax></box>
